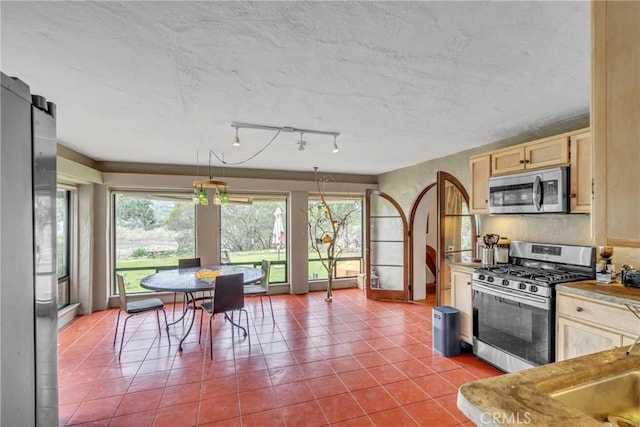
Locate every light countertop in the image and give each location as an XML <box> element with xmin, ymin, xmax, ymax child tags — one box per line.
<box><xmin>458</xmin><ymin>346</ymin><xmax>640</xmax><ymax>426</ymax></box>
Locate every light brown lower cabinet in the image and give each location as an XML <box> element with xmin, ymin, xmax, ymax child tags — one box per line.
<box><xmin>450</xmin><ymin>267</ymin><xmax>473</xmax><ymax>345</ymax></box>
<box><xmin>556</xmin><ymin>291</ymin><xmax>639</xmax><ymax>361</ymax></box>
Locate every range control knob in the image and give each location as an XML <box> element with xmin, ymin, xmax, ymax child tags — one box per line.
<box><xmin>502</xmin><ymin>279</ymin><xmax>510</xmax><ymax>286</ymax></box>
<box><xmin>530</xmin><ymin>285</ymin><xmax>539</xmax><ymax>293</ymax></box>
<box><xmin>487</xmin><ymin>276</ymin><xmax>494</xmax><ymax>283</ymax></box>
<box><xmin>518</xmin><ymin>283</ymin><xmax>527</xmax><ymax>290</ymax></box>
<box><xmin>478</xmin><ymin>274</ymin><xmax>485</xmax><ymax>281</ymax></box>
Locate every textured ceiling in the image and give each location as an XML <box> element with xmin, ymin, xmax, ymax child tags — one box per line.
<box><xmin>1</xmin><ymin>1</ymin><xmax>590</xmax><ymax>175</ymax></box>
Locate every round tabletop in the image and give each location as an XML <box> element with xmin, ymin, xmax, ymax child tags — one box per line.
<box><xmin>140</xmin><ymin>265</ymin><xmax>264</xmax><ymax>293</ymax></box>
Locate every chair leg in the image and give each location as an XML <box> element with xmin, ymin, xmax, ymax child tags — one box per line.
<box><xmin>161</xmin><ymin>309</ymin><xmax>170</xmax><ymax>345</ymax></box>
<box><xmin>113</xmin><ymin>309</ymin><xmax>122</xmax><ymax>346</ymax></box>
<box><xmin>172</xmin><ymin>292</ymin><xmax>177</xmax><ymax>320</ymax></box>
<box><xmin>242</xmin><ymin>308</ymin><xmax>251</xmax><ymax>346</ymax></box>
<box><xmin>118</xmin><ymin>315</ymin><xmax>132</xmax><ymax>360</ymax></box>
<box><xmin>209</xmin><ymin>314</ymin><xmax>213</xmax><ymax>360</ymax></box>
<box><xmin>198</xmin><ymin>307</ymin><xmax>205</xmax><ymax>344</ymax></box>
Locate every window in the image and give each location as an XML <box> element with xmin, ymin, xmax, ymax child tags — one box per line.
<box><xmin>56</xmin><ymin>189</ymin><xmax>71</xmax><ymax>309</ymax></box>
<box><xmin>113</xmin><ymin>192</ymin><xmax>195</xmax><ymax>294</ymax></box>
<box><xmin>220</xmin><ymin>195</ymin><xmax>287</xmax><ymax>283</ymax></box>
<box><xmin>308</xmin><ymin>196</ymin><xmax>363</xmax><ymax>280</ymax></box>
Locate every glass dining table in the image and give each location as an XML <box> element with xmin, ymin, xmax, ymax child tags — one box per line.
<box><xmin>140</xmin><ymin>265</ymin><xmax>264</xmax><ymax>351</ymax></box>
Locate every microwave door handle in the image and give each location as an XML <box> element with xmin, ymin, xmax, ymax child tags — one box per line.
<box><xmin>533</xmin><ymin>175</ymin><xmax>542</xmax><ymax>211</ymax></box>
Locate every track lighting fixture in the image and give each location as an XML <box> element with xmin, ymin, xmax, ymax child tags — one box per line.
<box><xmin>229</xmin><ymin>122</ymin><xmax>340</xmax><ymax>156</ymax></box>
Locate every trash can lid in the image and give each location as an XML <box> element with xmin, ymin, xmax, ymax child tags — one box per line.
<box><xmin>433</xmin><ymin>306</ymin><xmax>459</xmax><ymax>314</ymax></box>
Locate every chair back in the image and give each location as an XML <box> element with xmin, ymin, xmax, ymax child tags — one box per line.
<box><xmin>116</xmin><ymin>274</ymin><xmax>128</xmax><ymax>309</ymax></box>
<box><xmin>213</xmin><ymin>273</ymin><xmax>245</xmax><ymax>314</ymax></box>
<box><xmin>178</xmin><ymin>257</ymin><xmax>201</xmax><ymax>269</ymax></box>
<box><xmin>259</xmin><ymin>259</ymin><xmax>271</xmax><ymax>291</ymax></box>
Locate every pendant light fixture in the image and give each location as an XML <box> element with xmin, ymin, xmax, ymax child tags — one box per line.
<box><xmin>193</xmin><ymin>151</ymin><xmax>229</xmax><ymax>206</ymax></box>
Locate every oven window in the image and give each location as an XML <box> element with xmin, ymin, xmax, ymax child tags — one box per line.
<box><xmin>473</xmin><ymin>290</ymin><xmax>552</xmax><ymax>365</ymax></box>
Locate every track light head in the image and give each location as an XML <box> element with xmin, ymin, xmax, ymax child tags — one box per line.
<box><xmin>232</xmin><ymin>127</ymin><xmax>240</xmax><ymax>147</ymax></box>
<box><xmin>332</xmin><ymin>135</ymin><xmax>339</xmax><ymax>153</ymax></box>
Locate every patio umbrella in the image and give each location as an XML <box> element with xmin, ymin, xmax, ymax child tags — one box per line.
<box><xmin>271</xmin><ymin>207</ymin><xmax>285</xmax><ymax>259</ymax></box>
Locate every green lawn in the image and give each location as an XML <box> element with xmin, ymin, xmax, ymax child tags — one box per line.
<box><xmin>116</xmin><ymin>251</ymin><xmax>362</xmax><ymax>294</ymax></box>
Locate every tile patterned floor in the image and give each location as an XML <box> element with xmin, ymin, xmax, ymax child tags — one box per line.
<box><xmin>58</xmin><ymin>288</ymin><xmax>502</xmax><ymax>426</ymax></box>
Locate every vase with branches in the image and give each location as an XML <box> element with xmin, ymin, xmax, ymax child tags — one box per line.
<box><xmin>305</xmin><ymin>167</ymin><xmax>360</xmax><ymax>302</ymax></box>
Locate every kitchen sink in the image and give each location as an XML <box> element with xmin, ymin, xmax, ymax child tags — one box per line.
<box><xmin>549</xmin><ymin>370</ymin><xmax>640</xmax><ymax>423</ymax></box>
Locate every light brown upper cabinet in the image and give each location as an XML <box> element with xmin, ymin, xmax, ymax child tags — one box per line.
<box><xmin>469</xmin><ymin>128</ymin><xmax>591</xmax><ymax>215</ymax></box>
<box><xmin>592</xmin><ymin>1</ymin><xmax>640</xmax><ymax>247</ymax></box>
<box><xmin>570</xmin><ymin>131</ymin><xmax>591</xmax><ymax>214</ymax></box>
<box><xmin>491</xmin><ymin>136</ymin><xmax>569</xmax><ymax>175</ymax></box>
<box><xmin>469</xmin><ymin>154</ymin><xmax>491</xmax><ymax>214</ymax></box>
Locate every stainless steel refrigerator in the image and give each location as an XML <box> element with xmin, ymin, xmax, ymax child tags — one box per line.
<box><xmin>1</xmin><ymin>72</ymin><xmax>58</xmax><ymax>426</ymax></box>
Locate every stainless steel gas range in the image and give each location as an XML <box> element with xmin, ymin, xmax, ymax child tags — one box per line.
<box><xmin>472</xmin><ymin>241</ymin><xmax>596</xmax><ymax>373</ymax></box>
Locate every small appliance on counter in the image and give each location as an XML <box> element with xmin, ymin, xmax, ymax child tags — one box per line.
<box><xmin>494</xmin><ymin>237</ymin><xmax>511</xmax><ymax>264</ymax></box>
<box><xmin>481</xmin><ymin>234</ymin><xmax>500</xmax><ymax>267</ymax></box>
<box><xmin>596</xmin><ymin>246</ymin><xmax>615</xmax><ymax>284</ymax></box>
<box><xmin>621</xmin><ymin>266</ymin><xmax>640</xmax><ymax>288</ymax></box>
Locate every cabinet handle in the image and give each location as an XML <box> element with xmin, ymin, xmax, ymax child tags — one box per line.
<box><xmin>519</xmin><ymin>160</ymin><xmax>525</xmax><ymax>164</ymax></box>
<box><xmin>467</xmin><ymin>282</ymin><xmax>471</xmax><ymax>286</ymax></box>
<box><xmin>570</xmin><ymin>193</ymin><xmax>577</xmax><ymax>198</ymax></box>
<box><xmin>576</xmin><ymin>306</ymin><xmax>584</xmax><ymax>312</ymax></box>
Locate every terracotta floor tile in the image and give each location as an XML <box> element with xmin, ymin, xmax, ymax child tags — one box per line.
<box><xmin>438</xmin><ymin>368</ymin><xmax>479</xmax><ymax>388</ymax></box>
<box><xmin>328</xmin><ymin>355</ymin><xmax>362</xmax><ymax>373</ymax></box>
<box><xmin>115</xmin><ymin>388</ymin><xmax>163</xmax><ymax>416</ymax></box>
<box><xmin>378</xmin><ymin>347</ymin><xmax>414</xmax><ymax>363</ymax></box>
<box><xmin>351</xmin><ymin>385</ymin><xmax>399</xmax><ymax>414</ymax></box>
<box><xmin>159</xmin><ymin>381</ymin><xmax>201</xmax><ymax>407</ymax></box>
<box><xmin>109</xmin><ymin>408</ymin><xmax>155</xmax><ymax>427</ymax></box>
<box><xmin>241</xmin><ymin>408</ymin><xmax>286</xmax><ymax>427</ymax></box>
<box><xmin>280</xmin><ymin>400</ymin><xmax>328</xmax><ymax>427</ymax></box>
<box><xmin>166</xmin><ymin>366</ymin><xmax>203</xmax><ymax>386</ymax></box>
<box><xmin>154</xmin><ymin>401</ymin><xmax>199</xmax><ymax>427</ymax></box>
<box><xmin>436</xmin><ymin>393</ymin><xmax>468</xmax><ymax>422</ymax></box>
<box><xmin>412</xmin><ymin>374</ymin><xmax>458</xmax><ymax>398</ymax></box>
<box><xmin>298</xmin><ymin>360</ymin><xmax>334</xmax><ymax>379</ymax></box>
<box><xmin>354</xmin><ymin>351</ymin><xmax>388</xmax><ymax>368</ymax></box>
<box><xmin>273</xmin><ymin>380</ymin><xmax>315</xmax><ymax>407</ymax></box>
<box><xmin>367</xmin><ymin>364</ymin><xmax>408</xmax><ymax>385</ymax></box>
<box><xmin>67</xmin><ymin>395</ymin><xmax>123</xmax><ymax>425</ymax></box>
<box><xmin>367</xmin><ymin>407</ymin><xmax>419</xmax><ymax>426</ymax></box>
<box><xmin>200</xmin><ymin>375</ymin><xmax>237</xmax><ymax>400</ymax></box>
<box><xmin>238</xmin><ymin>386</ymin><xmax>278</xmax><ymax>415</ymax></box>
<box><xmin>338</xmin><ymin>369</ymin><xmax>379</xmax><ymax>392</ymax></box>
<box><xmin>331</xmin><ymin>416</ymin><xmax>375</xmax><ymax>427</ymax></box>
<box><xmin>317</xmin><ymin>393</ymin><xmax>365</xmax><ymax>424</ymax></box>
<box><xmin>91</xmin><ymin>377</ymin><xmax>132</xmax><ymax>399</ymax></box>
<box><xmin>127</xmin><ymin>371</ymin><xmax>169</xmax><ymax>393</ymax></box>
<box><xmin>269</xmin><ymin>365</ymin><xmax>305</xmax><ymax>385</ymax></box>
<box><xmin>404</xmin><ymin>399</ymin><xmax>459</xmax><ymax>427</ymax></box>
<box><xmin>236</xmin><ymin>370</ymin><xmax>272</xmax><ymax>392</ymax></box>
<box><xmin>307</xmin><ymin>373</ymin><xmax>349</xmax><ymax>398</ymax></box>
<box><xmin>383</xmin><ymin>379</ymin><xmax>430</xmax><ymax>405</ymax></box>
<box><xmin>393</xmin><ymin>359</ymin><xmax>434</xmax><ymax>379</ymax></box>
<box><xmin>198</xmin><ymin>417</ymin><xmax>241</xmax><ymax>427</ymax></box>
<box><xmin>198</xmin><ymin>394</ymin><xmax>240</xmax><ymax>424</ymax></box>
<box><xmin>58</xmin><ymin>402</ymin><xmax>79</xmax><ymax>426</ymax></box>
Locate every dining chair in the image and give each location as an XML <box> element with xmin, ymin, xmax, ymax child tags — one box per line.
<box><xmin>199</xmin><ymin>273</ymin><xmax>249</xmax><ymax>359</ymax></box>
<box><xmin>243</xmin><ymin>259</ymin><xmax>275</xmax><ymax>322</ymax></box>
<box><xmin>174</xmin><ymin>257</ymin><xmax>201</xmax><ymax>319</ymax></box>
<box><xmin>113</xmin><ymin>273</ymin><xmax>169</xmax><ymax>359</ymax></box>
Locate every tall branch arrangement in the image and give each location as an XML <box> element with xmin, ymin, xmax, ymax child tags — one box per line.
<box><xmin>305</xmin><ymin>168</ymin><xmax>360</xmax><ymax>302</ymax></box>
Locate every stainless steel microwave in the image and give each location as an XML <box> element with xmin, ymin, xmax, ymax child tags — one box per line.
<box><xmin>488</xmin><ymin>166</ymin><xmax>569</xmax><ymax>214</ymax></box>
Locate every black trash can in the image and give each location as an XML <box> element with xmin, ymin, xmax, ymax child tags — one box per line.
<box><xmin>432</xmin><ymin>306</ymin><xmax>461</xmax><ymax>357</ymax></box>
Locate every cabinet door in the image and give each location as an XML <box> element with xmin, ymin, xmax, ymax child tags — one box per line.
<box><xmin>570</xmin><ymin>132</ymin><xmax>592</xmax><ymax>213</ymax></box>
<box><xmin>450</xmin><ymin>269</ymin><xmax>473</xmax><ymax>344</ymax></box>
<box><xmin>556</xmin><ymin>316</ymin><xmax>622</xmax><ymax>361</ymax></box>
<box><xmin>525</xmin><ymin>137</ymin><xmax>569</xmax><ymax>169</ymax></box>
<box><xmin>593</xmin><ymin>1</ymin><xmax>640</xmax><ymax>247</ymax></box>
<box><xmin>491</xmin><ymin>147</ymin><xmax>525</xmax><ymax>174</ymax></box>
<box><xmin>469</xmin><ymin>154</ymin><xmax>490</xmax><ymax>214</ymax></box>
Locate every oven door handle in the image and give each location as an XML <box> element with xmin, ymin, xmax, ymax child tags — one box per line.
<box><xmin>472</xmin><ymin>282</ymin><xmax>550</xmax><ymax>310</ymax></box>
<box><xmin>533</xmin><ymin>175</ymin><xmax>542</xmax><ymax>211</ymax></box>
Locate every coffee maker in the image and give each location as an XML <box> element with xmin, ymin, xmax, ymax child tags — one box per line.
<box><xmin>596</xmin><ymin>246</ymin><xmax>615</xmax><ymax>283</ymax></box>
